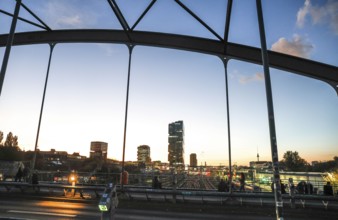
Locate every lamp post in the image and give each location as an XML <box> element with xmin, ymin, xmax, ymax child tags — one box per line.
<box><xmin>69</xmin><ymin>171</ymin><xmax>77</xmax><ymax>196</ymax></box>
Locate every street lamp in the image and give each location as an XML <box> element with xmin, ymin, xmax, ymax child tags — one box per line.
<box><xmin>69</xmin><ymin>175</ymin><xmax>76</xmax><ymax>183</ymax></box>
<box><xmin>68</xmin><ymin>171</ymin><xmax>77</xmax><ymax>196</ymax></box>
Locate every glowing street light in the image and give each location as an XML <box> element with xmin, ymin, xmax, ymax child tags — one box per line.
<box><xmin>68</xmin><ymin>172</ymin><xmax>77</xmax><ymax>196</ymax></box>
<box><xmin>68</xmin><ymin>170</ymin><xmax>78</xmax><ymax>184</ymax></box>
<box><xmin>70</xmin><ymin>175</ymin><xmax>76</xmax><ymax>183</ymax></box>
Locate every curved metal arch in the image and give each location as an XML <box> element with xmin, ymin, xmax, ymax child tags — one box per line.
<box><xmin>0</xmin><ymin>29</ymin><xmax>337</xmax><ymax>94</ymax></box>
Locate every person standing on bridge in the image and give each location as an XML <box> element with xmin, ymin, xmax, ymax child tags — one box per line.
<box><xmin>32</xmin><ymin>171</ymin><xmax>39</xmax><ymax>192</ymax></box>
<box><xmin>152</xmin><ymin>176</ymin><xmax>162</xmax><ymax>189</ymax></box>
<box><xmin>324</xmin><ymin>182</ymin><xmax>333</xmax><ymax>196</ymax></box>
<box><xmin>15</xmin><ymin>166</ymin><xmax>23</xmax><ymax>182</ymax></box>
<box><xmin>23</xmin><ymin>166</ymin><xmax>29</xmax><ymax>182</ymax></box>
<box><xmin>272</xmin><ymin>180</ymin><xmax>286</xmax><ymax>194</ymax></box>
<box><xmin>219</xmin><ymin>179</ymin><xmax>230</xmax><ymax>192</ymax></box>
<box><xmin>218</xmin><ymin>179</ymin><xmax>227</xmax><ymax>192</ymax></box>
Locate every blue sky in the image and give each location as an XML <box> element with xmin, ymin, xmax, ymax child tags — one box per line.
<box><xmin>0</xmin><ymin>0</ymin><xmax>337</xmax><ymax>166</ymax></box>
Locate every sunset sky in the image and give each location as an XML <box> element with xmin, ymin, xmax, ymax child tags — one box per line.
<box><xmin>0</xmin><ymin>0</ymin><xmax>337</xmax><ymax>166</ymax></box>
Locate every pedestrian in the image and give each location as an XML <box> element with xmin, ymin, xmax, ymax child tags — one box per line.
<box><xmin>218</xmin><ymin>179</ymin><xmax>227</xmax><ymax>192</ymax></box>
<box><xmin>23</xmin><ymin>166</ymin><xmax>29</xmax><ymax>182</ymax></box>
<box><xmin>271</xmin><ymin>180</ymin><xmax>285</xmax><ymax>194</ymax></box>
<box><xmin>280</xmin><ymin>180</ymin><xmax>286</xmax><ymax>194</ymax></box>
<box><xmin>297</xmin><ymin>181</ymin><xmax>307</xmax><ymax>194</ymax></box>
<box><xmin>323</xmin><ymin>182</ymin><xmax>333</xmax><ymax>196</ymax></box>
<box><xmin>15</xmin><ymin>166</ymin><xmax>23</xmax><ymax>182</ymax></box>
<box><xmin>239</xmin><ymin>173</ymin><xmax>245</xmax><ymax>192</ymax></box>
<box><xmin>303</xmin><ymin>181</ymin><xmax>309</xmax><ymax>194</ymax></box>
<box><xmin>307</xmin><ymin>182</ymin><xmax>313</xmax><ymax>194</ymax></box>
<box><xmin>288</xmin><ymin>178</ymin><xmax>295</xmax><ymax>196</ymax></box>
<box><xmin>152</xmin><ymin>176</ymin><xmax>161</xmax><ymax>189</ymax></box>
<box><xmin>32</xmin><ymin>171</ymin><xmax>39</xmax><ymax>191</ymax></box>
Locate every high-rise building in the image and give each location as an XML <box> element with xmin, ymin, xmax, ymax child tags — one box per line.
<box><xmin>137</xmin><ymin>145</ymin><xmax>151</xmax><ymax>164</ymax></box>
<box><xmin>190</xmin><ymin>153</ymin><xmax>197</xmax><ymax>167</ymax></box>
<box><xmin>168</xmin><ymin>120</ymin><xmax>184</xmax><ymax>167</ymax></box>
<box><xmin>90</xmin><ymin>141</ymin><xmax>108</xmax><ymax>160</ymax></box>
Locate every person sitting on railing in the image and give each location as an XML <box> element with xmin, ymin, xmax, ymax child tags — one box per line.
<box><xmin>323</xmin><ymin>182</ymin><xmax>333</xmax><ymax>196</ymax></box>
<box><xmin>152</xmin><ymin>176</ymin><xmax>162</xmax><ymax>189</ymax></box>
<box><xmin>218</xmin><ymin>179</ymin><xmax>228</xmax><ymax>192</ymax></box>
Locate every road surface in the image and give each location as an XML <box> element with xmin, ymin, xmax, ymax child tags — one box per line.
<box><xmin>0</xmin><ymin>191</ymin><xmax>336</xmax><ymax>219</ymax></box>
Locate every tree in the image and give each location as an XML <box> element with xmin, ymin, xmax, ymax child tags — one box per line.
<box><xmin>312</xmin><ymin>160</ymin><xmax>336</xmax><ymax>172</ymax></box>
<box><xmin>0</xmin><ymin>131</ymin><xmax>3</xmax><ymax>145</ymax></box>
<box><xmin>0</xmin><ymin>131</ymin><xmax>22</xmax><ymax>161</ymax></box>
<box><xmin>311</xmin><ymin>156</ymin><xmax>338</xmax><ymax>172</ymax></box>
<box><xmin>280</xmin><ymin>151</ymin><xmax>308</xmax><ymax>172</ymax></box>
<box><xmin>4</xmin><ymin>132</ymin><xmax>18</xmax><ymax>147</ymax></box>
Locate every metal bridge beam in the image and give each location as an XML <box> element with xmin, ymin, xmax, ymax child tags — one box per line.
<box><xmin>0</xmin><ymin>30</ymin><xmax>337</xmax><ymax>93</ymax></box>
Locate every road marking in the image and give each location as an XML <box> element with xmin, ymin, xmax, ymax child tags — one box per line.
<box><xmin>8</xmin><ymin>210</ymin><xmax>77</xmax><ymax>217</ymax></box>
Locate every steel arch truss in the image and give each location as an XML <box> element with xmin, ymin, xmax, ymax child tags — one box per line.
<box><xmin>0</xmin><ymin>29</ymin><xmax>337</xmax><ymax>94</ymax></box>
<box><xmin>0</xmin><ymin>0</ymin><xmax>337</xmax><ymax>94</ymax></box>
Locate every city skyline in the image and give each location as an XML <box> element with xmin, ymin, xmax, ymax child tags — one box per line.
<box><xmin>0</xmin><ymin>0</ymin><xmax>337</xmax><ymax>166</ymax></box>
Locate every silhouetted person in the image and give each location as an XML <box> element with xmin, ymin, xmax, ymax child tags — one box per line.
<box><xmin>23</xmin><ymin>166</ymin><xmax>29</xmax><ymax>182</ymax></box>
<box><xmin>271</xmin><ymin>180</ymin><xmax>285</xmax><ymax>194</ymax></box>
<box><xmin>32</xmin><ymin>171</ymin><xmax>39</xmax><ymax>191</ymax></box>
<box><xmin>280</xmin><ymin>180</ymin><xmax>286</xmax><ymax>194</ymax></box>
<box><xmin>218</xmin><ymin>179</ymin><xmax>228</xmax><ymax>192</ymax></box>
<box><xmin>271</xmin><ymin>180</ymin><xmax>286</xmax><ymax>194</ymax></box>
<box><xmin>152</xmin><ymin>176</ymin><xmax>161</xmax><ymax>189</ymax></box>
<box><xmin>239</xmin><ymin>173</ymin><xmax>245</xmax><ymax>192</ymax></box>
<box><xmin>271</xmin><ymin>181</ymin><xmax>274</xmax><ymax>192</ymax></box>
<box><xmin>288</xmin><ymin>178</ymin><xmax>295</xmax><ymax>196</ymax></box>
<box><xmin>307</xmin><ymin>182</ymin><xmax>313</xmax><ymax>194</ymax></box>
<box><xmin>15</xmin><ymin>167</ymin><xmax>23</xmax><ymax>182</ymax></box>
<box><xmin>297</xmin><ymin>181</ymin><xmax>307</xmax><ymax>194</ymax></box>
<box><xmin>324</xmin><ymin>182</ymin><xmax>333</xmax><ymax>196</ymax></box>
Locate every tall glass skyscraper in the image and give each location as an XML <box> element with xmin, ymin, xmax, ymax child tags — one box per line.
<box><xmin>168</xmin><ymin>120</ymin><xmax>184</xmax><ymax>168</ymax></box>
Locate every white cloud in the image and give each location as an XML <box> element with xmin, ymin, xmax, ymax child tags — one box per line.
<box><xmin>239</xmin><ymin>72</ymin><xmax>264</xmax><ymax>84</ymax></box>
<box><xmin>57</xmin><ymin>15</ymin><xmax>82</xmax><ymax>27</ymax></box>
<box><xmin>296</xmin><ymin>0</ymin><xmax>338</xmax><ymax>35</ymax></box>
<box><xmin>296</xmin><ymin>0</ymin><xmax>311</xmax><ymax>28</ymax></box>
<box><xmin>271</xmin><ymin>34</ymin><xmax>314</xmax><ymax>58</ymax></box>
<box><xmin>40</xmin><ymin>0</ymin><xmax>97</xmax><ymax>28</ymax></box>
<box><xmin>327</xmin><ymin>1</ymin><xmax>338</xmax><ymax>35</ymax></box>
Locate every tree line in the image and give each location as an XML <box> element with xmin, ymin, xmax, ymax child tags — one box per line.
<box><xmin>0</xmin><ymin>131</ymin><xmax>23</xmax><ymax>161</ymax></box>
<box><xmin>280</xmin><ymin>151</ymin><xmax>338</xmax><ymax>173</ymax></box>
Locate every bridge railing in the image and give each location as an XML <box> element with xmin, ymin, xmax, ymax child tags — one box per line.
<box><xmin>1</xmin><ymin>170</ymin><xmax>337</xmax><ymax>198</ymax></box>
<box><xmin>0</xmin><ymin>180</ymin><xmax>337</xmax><ymax>210</ymax></box>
